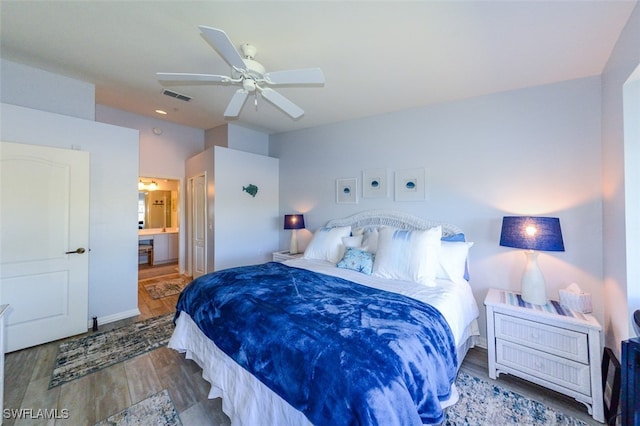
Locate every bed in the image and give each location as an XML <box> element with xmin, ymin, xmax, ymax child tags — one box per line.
<box><xmin>169</xmin><ymin>210</ymin><xmax>480</xmax><ymax>425</ymax></box>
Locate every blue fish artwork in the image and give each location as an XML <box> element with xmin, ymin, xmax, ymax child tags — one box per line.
<box><xmin>243</xmin><ymin>184</ymin><xmax>258</xmax><ymax>197</ymax></box>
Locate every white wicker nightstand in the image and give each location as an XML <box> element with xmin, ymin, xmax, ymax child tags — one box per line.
<box><xmin>484</xmin><ymin>288</ymin><xmax>604</xmax><ymax>423</ymax></box>
<box><xmin>272</xmin><ymin>250</ymin><xmax>303</xmax><ymax>262</ymax></box>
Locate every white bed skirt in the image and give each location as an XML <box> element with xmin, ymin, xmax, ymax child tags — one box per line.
<box><xmin>169</xmin><ymin>312</ymin><xmax>476</xmax><ymax>426</ymax></box>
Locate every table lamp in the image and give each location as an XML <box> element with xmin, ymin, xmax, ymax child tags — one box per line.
<box><xmin>284</xmin><ymin>214</ymin><xmax>305</xmax><ymax>255</ymax></box>
<box><xmin>499</xmin><ymin>216</ymin><xmax>564</xmax><ymax>305</ymax></box>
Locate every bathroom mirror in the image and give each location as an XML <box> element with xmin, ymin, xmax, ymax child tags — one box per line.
<box><xmin>138</xmin><ymin>177</ymin><xmax>179</xmax><ymax>230</ymax></box>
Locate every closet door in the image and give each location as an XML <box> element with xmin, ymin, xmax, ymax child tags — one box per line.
<box><xmin>189</xmin><ymin>173</ymin><xmax>207</xmax><ymax>278</ymax></box>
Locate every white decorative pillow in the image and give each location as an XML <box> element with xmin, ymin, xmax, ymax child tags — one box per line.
<box><xmin>342</xmin><ymin>235</ymin><xmax>363</xmax><ymax>248</ymax></box>
<box><xmin>352</xmin><ymin>226</ymin><xmax>380</xmax><ymax>253</ymax></box>
<box><xmin>373</xmin><ymin>226</ymin><xmax>442</xmax><ymax>286</ymax></box>
<box><xmin>303</xmin><ymin>226</ymin><xmax>351</xmax><ymax>263</ymax></box>
<box><xmin>436</xmin><ymin>241</ymin><xmax>474</xmax><ymax>284</ymax></box>
<box><xmin>361</xmin><ymin>228</ymin><xmax>379</xmax><ymax>253</ymax></box>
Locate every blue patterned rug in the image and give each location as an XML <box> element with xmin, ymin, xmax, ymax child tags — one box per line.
<box><xmin>49</xmin><ymin>313</ymin><xmax>174</xmax><ymax>388</ymax></box>
<box><xmin>446</xmin><ymin>372</ymin><xmax>590</xmax><ymax>425</ymax></box>
<box><xmin>143</xmin><ymin>277</ymin><xmax>189</xmax><ymax>299</ymax></box>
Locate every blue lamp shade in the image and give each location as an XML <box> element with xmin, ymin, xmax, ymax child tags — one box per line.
<box><xmin>284</xmin><ymin>214</ymin><xmax>305</xmax><ymax>230</ymax></box>
<box><xmin>500</xmin><ymin>216</ymin><xmax>564</xmax><ymax>252</ymax></box>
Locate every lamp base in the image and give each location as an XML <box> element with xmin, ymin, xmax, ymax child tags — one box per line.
<box><xmin>521</xmin><ymin>250</ymin><xmax>547</xmax><ymax>305</ymax></box>
<box><xmin>289</xmin><ymin>230</ymin><xmax>299</xmax><ymax>255</ymax></box>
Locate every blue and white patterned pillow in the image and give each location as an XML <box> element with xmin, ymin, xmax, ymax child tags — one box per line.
<box><xmin>337</xmin><ymin>247</ymin><xmax>375</xmax><ymax>275</ymax></box>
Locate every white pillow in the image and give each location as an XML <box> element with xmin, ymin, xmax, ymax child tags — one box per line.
<box><xmin>342</xmin><ymin>235</ymin><xmax>363</xmax><ymax>248</ymax></box>
<box><xmin>436</xmin><ymin>241</ymin><xmax>474</xmax><ymax>284</ymax></box>
<box><xmin>373</xmin><ymin>226</ymin><xmax>442</xmax><ymax>286</ymax></box>
<box><xmin>361</xmin><ymin>228</ymin><xmax>379</xmax><ymax>253</ymax></box>
<box><xmin>352</xmin><ymin>226</ymin><xmax>380</xmax><ymax>253</ymax></box>
<box><xmin>303</xmin><ymin>226</ymin><xmax>351</xmax><ymax>263</ymax></box>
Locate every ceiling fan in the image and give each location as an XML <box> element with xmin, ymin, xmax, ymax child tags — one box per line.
<box><xmin>157</xmin><ymin>26</ymin><xmax>325</xmax><ymax>119</ymax></box>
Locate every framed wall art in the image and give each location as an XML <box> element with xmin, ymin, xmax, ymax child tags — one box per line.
<box><xmin>336</xmin><ymin>178</ymin><xmax>358</xmax><ymax>204</ymax></box>
<box><xmin>362</xmin><ymin>168</ymin><xmax>389</xmax><ymax>199</ymax></box>
<box><xmin>394</xmin><ymin>168</ymin><xmax>426</xmax><ymax>201</ymax></box>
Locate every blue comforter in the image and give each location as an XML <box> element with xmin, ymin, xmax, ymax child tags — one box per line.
<box><xmin>176</xmin><ymin>262</ymin><xmax>457</xmax><ymax>425</ymax></box>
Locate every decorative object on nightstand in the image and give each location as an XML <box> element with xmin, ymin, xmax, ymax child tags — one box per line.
<box><xmin>272</xmin><ymin>250</ymin><xmax>303</xmax><ymax>262</ymax></box>
<box><xmin>484</xmin><ymin>288</ymin><xmax>604</xmax><ymax>422</ymax></box>
<box><xmin>284</xmin><ymin>214</ymin><xmax>305</xmax><ymax>255</ymax></box>
<box><xmin>499</xmin><ymin>216</ymin><xmax>565</xmax><ymax>305</ymax></box>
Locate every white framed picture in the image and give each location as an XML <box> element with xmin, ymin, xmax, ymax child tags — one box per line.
<box><xmin>395</xmin><ymin>168</ymin><xmax>426</xmax><ymax>201</ymax></box>
<box><xmin>336</xmin><ymin>178</ymin><xmax>358</xmax><ymax>204</ymax></box>
<box><xmin>362</xmin><ymin>168</ymin><xmax>389</xmax><ymax>199</ymax></box>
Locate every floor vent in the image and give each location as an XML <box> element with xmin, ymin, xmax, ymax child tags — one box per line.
<box><xmin>162</xmin><ymin>89</ymin><xmax>191</xmax><ymax>102</ymax></box>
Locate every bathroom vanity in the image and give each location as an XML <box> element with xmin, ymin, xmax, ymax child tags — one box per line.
<box><xmin>138</xmin><ymin>228</ymin><xmax>179</xmax><ymax>265</ymax></box>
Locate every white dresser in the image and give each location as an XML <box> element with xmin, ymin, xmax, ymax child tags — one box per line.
<box><xmin>484</xmin><ymin>289</ymin><xmax>604</xmax><ymax>423</ymax></box>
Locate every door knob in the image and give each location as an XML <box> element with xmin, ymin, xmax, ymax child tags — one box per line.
<box><xmin>65</xmin><ymin>248</ymin><xmax>86</xmax><ymax>254</ymax></box>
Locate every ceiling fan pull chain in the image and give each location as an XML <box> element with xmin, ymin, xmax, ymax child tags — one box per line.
<box><xmin>254</xmin><ymin>92</ymin><xmax>258</xmax><ymax>110</ymax></box>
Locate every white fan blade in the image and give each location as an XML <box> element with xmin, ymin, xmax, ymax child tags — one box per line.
<box><xmin>260</xmin><ymin>88</ymin><xmax>304</xmax><ymax>119</ymax></box>
<box><xmin>263</xmin><ymin>68</ymin><xmax>325</xmax><ymax>85</ymax></box>
<box><xmin>224</xmin><ymin>89</ymin><xmax>249</xmax><ymax>118</ymax></box>
<box><xmin>198</xmin><ymin>26</ymin><xmax>246</xmax><ymax>71</ymax></box>
<box><xmin>157</xmin><ymin>73</ymin><xmax>230</xmax><ymax>83</ymax></box>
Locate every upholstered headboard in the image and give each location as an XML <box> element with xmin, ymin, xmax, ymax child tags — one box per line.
<box><xmin>325</xmin><ymin>210</ymin><xmax>463</xmax><ymax>238</ymax></box>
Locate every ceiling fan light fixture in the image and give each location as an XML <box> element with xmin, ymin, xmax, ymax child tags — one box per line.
<box><xmin>243</xmin><ymin>79</ymin><xmax>257</xmax><ymax>92</ymax></box>
<box><xmin>157</xmin><ymin>26</ymin><xmax>324</xmax><ymax>119</ymax></box>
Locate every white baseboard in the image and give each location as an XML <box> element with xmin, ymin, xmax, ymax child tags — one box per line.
<box><xmin>477</xmin><ymin>336</ymin><xmax>488</xmax><ymax>349</ymax></box>
<box><xmin>86</xmin><ymin>308</ymin><xmax>141</xmax><ymax>329</ymax></box>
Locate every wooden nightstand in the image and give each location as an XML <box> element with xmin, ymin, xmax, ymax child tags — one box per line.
<box><xmin>272</xmin><ymin>250</ymin><xmax>303</xmax><ymax>262</ymax></box>
<box><xmin>484</xmin><ymin>288</ymin><xmax>604</xmax><ymax>423</ymax></box>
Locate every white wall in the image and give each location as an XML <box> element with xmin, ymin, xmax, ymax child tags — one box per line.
<box><xmin>228</xmin><ymin>124</ymin><xmax>269</xmax><ymax>155</ymax></box>
<box><xmin>95</xmin><ymin>104</ymin><xmax>205</xmax><ymax>274</ymax></box>
<box><xmin>1</xmin><ymin>59</ymin><xmax>95</xmax><ymax>121</ymax></box>
<box><xmin>205</xmin><ymin>123</ymin><xmax>270</xmax><ymax>155</ymax></box>
<box><xmin>1</xmin><ymin>103</ymin><xmax>140</xmax><ymax>324</ymax></box>
<box><xmin>624</xmin><ymin>77</ymin><xmax>640</xmax><ymax>338</ymax></box>
<box><xmin>185</xmin><ymin>146</ymin><xmax>279</xmax><ymax>273</ymax></box>
<box><xmin>601</xmin><ymin>2</ymin><xmax>640</xmax><ymax>349</ymax></box>
<box><xmin>271</xmin><ymin>76</ymin><xmax>603</xmax><ymax>344</ymax></box>
<box><xmin>214</xmin><ymin>146</ymin><xmax>279</xmax><ymax>269</ymax></box>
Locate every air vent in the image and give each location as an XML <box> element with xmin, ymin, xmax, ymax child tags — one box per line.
<box><xmin>162</xmin><ymin>89</ymin><xmax>191</xmax><ymax>102</ymax></box>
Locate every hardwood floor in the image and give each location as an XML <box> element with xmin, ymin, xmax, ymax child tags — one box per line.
<box><xmin>3</xmin><ymin>263</ymin><xmax>601</xmax><ymax>425</ymax></box>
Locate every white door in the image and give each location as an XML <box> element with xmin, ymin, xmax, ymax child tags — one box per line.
<box><xmin>190</xmin><ymin>173</ymin><xmax>207</xmax><ymax>278</ymax></box>
<box><xmin>0</xmin><ymin>141</ymin><xmax>90</xmax><ymax>352</ymax></box>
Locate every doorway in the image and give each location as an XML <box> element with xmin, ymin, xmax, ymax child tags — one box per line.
<box><xmin>137</xmin><ymin>177</ymin><xmax>184</xmax><ymax>314</ymax></box>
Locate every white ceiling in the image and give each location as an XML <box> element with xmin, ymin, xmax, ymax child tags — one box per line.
<box><xmin>1</xmin><ymin>1</ymin><xmax>636</xmax><ymax>134</ymax></box>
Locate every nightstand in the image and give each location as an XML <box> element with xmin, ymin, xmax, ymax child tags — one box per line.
<box><xmin>484</xmin><ymin>288</ymin><xmax>604</xmax><ymax>423</ymax></box>
<box><xmin>272</xmin><ymin>250</ymin><xmax>303</xmax><ymax>262</ymax></box>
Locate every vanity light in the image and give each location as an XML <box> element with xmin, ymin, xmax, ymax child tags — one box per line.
<box><xmin>155</xmin><ymin>109</ymin><xmax>167</xmax><ymax>115</ymax></box>
<box><xmin>138</xmin><ymin>180</ymin><xmax>159</xmax><ymax>191</ymax></box>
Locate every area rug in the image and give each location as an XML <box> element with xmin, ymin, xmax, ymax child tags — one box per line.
<box><xmin>143</xmin><ymin>277</ymin><xmax>190</xmax><ymax>299</ymax></box>
<box><xmin>95</xmin><ymin>389</ymin><xmax>181</xmax><ymax>426</ymax></box>
<box><xmin>49</xmin><ymin>313</ymin><xmax>174</xmax><ymax>388</ymax></box>
<box><xmin>446</xmin><ymin>372</ymin><xmax>590</xmax><ymax>425</ymax></box>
